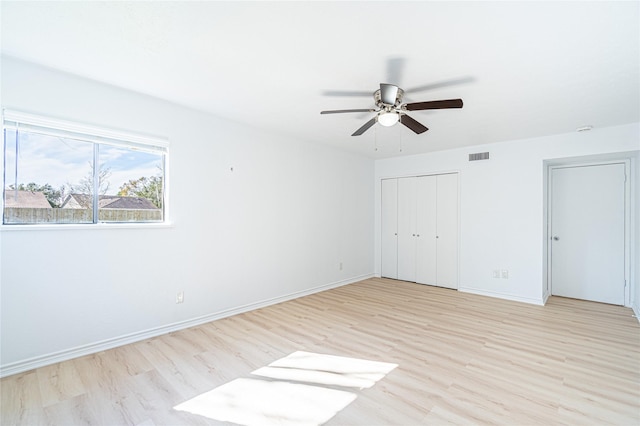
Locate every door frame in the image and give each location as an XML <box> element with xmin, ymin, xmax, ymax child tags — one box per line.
<box><xmin>545</xmin><ymin>158</ymin><xmax>631</xmax><ymax>306</ymax></box>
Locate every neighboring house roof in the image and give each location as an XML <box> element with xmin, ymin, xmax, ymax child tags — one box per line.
<box><xmin>61</xmin><ymin>194</ymin><xmax>158</xmax><ymax>210</ymax></box>
<box><xmin>101</xmin><ymin>196</ymin><xmax>158</xmax><ymax>209</ymax></box>
<box><xmin>4</xmin><ymin>190</ymin><xmax>51</xmax><ymax>208</ymax></box>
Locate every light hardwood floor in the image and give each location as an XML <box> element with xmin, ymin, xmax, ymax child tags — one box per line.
<box><xmin>2</xmin><ymin>278</ymin><xmax>640</xmax><ymax>425</ymax></box>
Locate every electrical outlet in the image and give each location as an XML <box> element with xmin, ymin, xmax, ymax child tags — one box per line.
<box><xmin>176</xmin><ymin>291</ymin><xmax>184</xmax><ymax>304</ymax></box>
<box><xmin>339</xmin><ymin>262</ymin><xmax>343</xmax><ymax>271</ymax></box>
<box><xmin>493</xmin><ymin>270</ymin><xmax>500</xmax><ymax>278</ymax></box>
<box><xmin>501</xmin><ymin>270</ymin><xmax>509</xmax><ymax>279</ymax></box>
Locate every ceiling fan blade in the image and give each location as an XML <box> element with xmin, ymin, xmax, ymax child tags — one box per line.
<box><xmin>405</xmin><ymin>77</ymin><xmax>475</xmax><ymax>94</ymax></box>
<box><xmin>404</xmin><ymin>99</ymin><xmax>463</xmax><ymax>111</ymax></box>
<box><xmin>380</xmin><ymin>83</ymin><xmax>399</xmax><ymax>105</ymax></box>
<box><xmin>351</xmin><ymin>117</ymin><xmax>377</xmax><ymax>136</ymax></box>
<box><xmin>321</xmin><ymin>109</ymin><xmax>376</xmax><ymax>114</ymax></box>
<box><xmin>322</xmin><ymin>90</ymin><xmax>372</xmax><ymax>97</ymax></box>
<box><xmin>400</xmin><ymin>114</ymin><xmax>429</xmax><ymax>134</ymax></box>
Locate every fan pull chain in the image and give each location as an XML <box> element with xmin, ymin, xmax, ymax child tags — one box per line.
<box><xmin>399</xmin><ymin>122</ymin><xmax>403</xmax><ymax>152</ymax></box>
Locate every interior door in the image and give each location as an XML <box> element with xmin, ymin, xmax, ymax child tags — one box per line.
<box><xmin>397</xmin><ymin>177</ymin><xmax>417</xmax><ymax>282</ymax></box>
<box><xmin>416</xmin><ymin>175</ymin><xmax>437</xmax><ymax>285</ymax></box>
<box><xmin>381</xmin><ymin>179</ymin><xmax>398</xmax><ymax>279</ymax></box>
<box><xmin>436</xmin><ymin>173</ymin><xmax>459</xmax><ymax>289</ymax></box>
<box><xmin>550</xmin><ymin>163</ymin><xmax>626</xmax><ymax>305</ymax></box>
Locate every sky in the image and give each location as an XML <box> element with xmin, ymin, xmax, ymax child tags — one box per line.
<box><xmin>3</xmin><ymin>130</ymin><xmax>163</xmax><ymax>195</ymax></box>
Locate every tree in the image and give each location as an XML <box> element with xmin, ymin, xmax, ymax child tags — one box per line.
<box><xmin>7</xmin><ymin>182</ymin><xmax>66</xmax><ymax>207</ymax></box>
<box><xmin>66</xmin><ymin>162</ymin><xmax>112</xmax><ymax>207</ymax></box>
<box><xmin>118</xmin><ymin>175</ymin><xmax>163</xmax><ymax>209</ymax></box>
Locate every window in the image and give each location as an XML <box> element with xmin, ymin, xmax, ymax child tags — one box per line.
<box><xmin>2</xmin><ymin>110</ymin><xmax>168</xmax><ymax>225</ymax></box>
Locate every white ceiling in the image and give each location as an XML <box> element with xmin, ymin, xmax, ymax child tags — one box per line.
<box><xmin>1</xmin><ymin>1</ymin><xmax>639</xmax><ymax>158</ymax></box>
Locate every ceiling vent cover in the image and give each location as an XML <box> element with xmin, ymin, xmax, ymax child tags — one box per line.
<box><xmin>469</xmin><ymin>152</ymin><xmax>490</xmax><ymax>161</ymax></box>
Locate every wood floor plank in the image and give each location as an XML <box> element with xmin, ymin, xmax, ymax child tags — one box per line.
<box><xmin>0</xmin><ymin>371</ymin><xmax>46</xmax><ymax>425</ymax></box>
<box><xmin>1</xmin><ymin>278</ymin><xmax>639</xmax><ymax>425</ymax></box>
<box><xmin>35</xmin><ymin>361</ymin><xmax>86</xmax><ymax>408</ymax></box>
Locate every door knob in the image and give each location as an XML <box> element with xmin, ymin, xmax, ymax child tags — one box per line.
<box><xmin>553</xmin><ymin>236</ymin><xmax>560</xmax><ymax>241</ymax></box>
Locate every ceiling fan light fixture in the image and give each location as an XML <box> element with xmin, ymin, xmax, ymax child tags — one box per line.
<box><xmin>321</xmin><ymin>80</ymin><xmax>462</xmax><ymax>136</ymax></box>
<box><xmin>378</xmin><ymin>111</ymin><xmax>399</xmax><ymax>127</ymax></box>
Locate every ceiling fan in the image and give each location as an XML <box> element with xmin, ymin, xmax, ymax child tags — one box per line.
<box><xmin>320</xmin><ymin>83</ymin><xmax>463</xmax><ymax>136</ymax></box>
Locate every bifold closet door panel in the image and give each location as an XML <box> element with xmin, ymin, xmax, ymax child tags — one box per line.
<box><xmin>381</xmin><ymin>179</ymin><xmax>398</xmax><ymax>279</ymax></box>
<box><xmin>397</xmin><ymin>177</ymin><xmax>417</xmax><ymax>282</ymax></box>
<box><xmin>436</xmin><ymin>173</ymin><xmax>459</xmax><ymax>289</ymax></box>
<box><xmin>416</xmin><ymin>175</ymin><xmax>437</xmax><ymax>285</ymax></box>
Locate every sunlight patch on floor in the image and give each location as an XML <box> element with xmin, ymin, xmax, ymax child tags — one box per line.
<box><xmin>174</xmin><ymin>377</ymin><xmax>355</xmax><ymax>426</ymax></box>
<box><xmin>173</xmin><ymin>351</ymin><xmax>398</xmax><ymax>426</ymax></box>
<box><xmin>252</xmin><ymin>351</ymin><xmax>398</xmax><ymax>389</ymax></box>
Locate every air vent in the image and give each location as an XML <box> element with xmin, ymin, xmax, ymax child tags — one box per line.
<box><xmin>469</xmin><ymin>152</ymin><xmax>490</xmax><ymax>161</ymax></box>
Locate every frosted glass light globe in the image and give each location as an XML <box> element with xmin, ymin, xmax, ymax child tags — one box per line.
<box><xmin>378</xmin><ymin>112</ymin><xmax>399</xmax><ymax>127</ymax></box>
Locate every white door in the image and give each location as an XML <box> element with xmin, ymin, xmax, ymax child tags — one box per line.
<box><xmin>550</xmin><ymin>163</ymin><xmax>626</xmax><ymax>305</ymax></box>
<box><xmin>416</xmin><ymin>176</ymin><xmax>437</xmax><ymax>285</ymax></box>
<box><xmin>397</xmin><ymin>177</ymin><xmax>417</xmax><ymax>282</ymax></box>
<box><xmin>381</xmin><ymin>179</ymin><xmax>398</xmax><ymax>279</ymax></box>
<box><xmin>436</xmin><ymin>174</ymin><xmax>459</xmax><ymax>289</ymax></box>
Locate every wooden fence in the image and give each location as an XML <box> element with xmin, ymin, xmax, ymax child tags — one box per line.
<box><xmin>3</xmin><ymin>208</ymin><xmax>162</xmax><ymax>224</ymax></box>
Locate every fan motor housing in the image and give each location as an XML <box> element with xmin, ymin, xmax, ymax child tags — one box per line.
<box><xmin>374</xmin><ymin>87</ymin><xmax>404</xmax><ymax>108</ymax></box>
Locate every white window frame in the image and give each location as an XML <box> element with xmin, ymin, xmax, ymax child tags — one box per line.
<box><xmin>1</xmin><ymin>109</ymin><xmax>170</xmax><ymax>230</ymax></box>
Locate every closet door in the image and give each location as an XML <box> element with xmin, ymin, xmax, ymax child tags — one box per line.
<box><xmin>415</xmin><ymin>175</ymin><xmax>437</xmax><ymax>285</ymax></box>
<box><xmin>436</xmin><ymin>173</ymin><xmax>458</xmax><ymax>289</ymax></box>
<box><xmin>381</xmin><ymin>179</ymin><xmax>398</xmax><ymax>279</ymax></box>
<box><xmin>397</xmin><ymin>177</ymin><xmax>417</xmax><ymax>282</ymax></box>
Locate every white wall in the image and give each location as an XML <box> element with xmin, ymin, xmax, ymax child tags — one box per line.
<box><xmin>634</xmin><ymin>150</ymin><xmax>640</xmax><ymax>319</ymax></box>
<box><xmin>375</xmin><ymin>124</ymin><xmax>640</xmax><ymax>305</ymax></box>
<box><xmin>0</xmin><ymin>57</ymin><xmax>374</xmax><ymax>375</ymax></box>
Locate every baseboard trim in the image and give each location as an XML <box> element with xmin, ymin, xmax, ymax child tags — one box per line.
<box><xmin>633</xmin><ymin>302</ymin><xmax>640</xmax><ymax>324</ymax></box>
<box><xmin>0</xmin><ymin>273</ymin><xmax>374</xmax><ymax>378</ymax></box>
<box><xmin>458</xmin><ymin>286</ymin><xmax>545</xmax><ymax>306</ymax></box>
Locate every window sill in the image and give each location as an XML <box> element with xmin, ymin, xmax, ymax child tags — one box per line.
<box><xmin>0</xmin><ymin>221</ymin><xmax>174</xmax><ymax>231</ymax></box>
